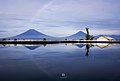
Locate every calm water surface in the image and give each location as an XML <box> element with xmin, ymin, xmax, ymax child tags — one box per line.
<box><xmin>0</xmin><ymin>43</ymin><xmax>120</xmax><ymax>81</ymax></box>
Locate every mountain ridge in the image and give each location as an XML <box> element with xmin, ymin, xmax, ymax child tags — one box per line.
<box><xmin>1</xmin><ymin>29</ymin><xmax>120</xmax><ymax>40</ymax></box>
<box><xmin>64</xmin><ymin>31</ymin><xmax>86</xmax><ymax>40</ymax></box>
<box><xmin>6</xmin><ymin>29</ymin><xmax>57</xmax><ymax>40</ymax></box>
<box><xmin>94</xmin><ymin>35</ymin><xmax>120</xmax><ymax>40</ymax></box>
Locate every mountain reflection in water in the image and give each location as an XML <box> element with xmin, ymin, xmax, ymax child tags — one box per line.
<box><xmin>0</xmin><ymin>43</ymin><xmax>120</xmax><ymax>81</ymax></box>
<box><xmin>0</xmin><ymin>43</ymin><xmax>114</xmax><ymax>56</ymax></box>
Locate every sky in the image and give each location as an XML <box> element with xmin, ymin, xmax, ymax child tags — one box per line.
<box><xmin>0</xmin><ymin>0</ymin><xmax>120</xmax><ymax>38</ymax></box>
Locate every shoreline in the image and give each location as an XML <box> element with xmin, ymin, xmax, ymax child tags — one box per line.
<box><xmin>0</xmin><ymin>40</ymin><xmax>120</xmax><ymax>44</ymax></box>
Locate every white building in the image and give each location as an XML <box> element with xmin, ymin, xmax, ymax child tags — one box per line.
<box><xmin>96</xmin><ymin>36</ymin><xmax>114</xmax><ymax>41</ymax></box>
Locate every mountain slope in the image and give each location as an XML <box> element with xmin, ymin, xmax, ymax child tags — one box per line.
<box><xmin>5</xmin><ymin>30</ymin><xmax>87</xmax><ymax>40</ymax></box>
<box><xmin>7</xmin><ymin>29</ymin><xmax>57</xmax><ymax>40</ymax></box>
<box><xmin>65</xmin><ymin>31</ymin><xmax>86</xmax><ymax>40</ymax></box>
<box><xmin>106</xmin><ymin>35</ymin><xmax>120</xmax><ymax>39</ymax></box>
<box><xmin>95</xmin><ymin>35</ymin><xmax>120</xmax><ymax>39</ymax></box>
<box><xmin>4</xmin><ymin>29</ymin><xmax>120</xmax><ymax>40</ymax></box>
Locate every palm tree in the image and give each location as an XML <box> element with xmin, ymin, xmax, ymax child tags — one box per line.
<box><xmin>85</xmin><ymin>28</ymin><xmax>94</xmax><ymax>40</ymax></box>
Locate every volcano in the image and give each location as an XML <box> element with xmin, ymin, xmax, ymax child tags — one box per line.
<box><xmin>7</xmin><ymin>29</ymin><xmax>57</xmax><ymax>40</ymax></box>
<box><xmin>64</xmin><ymin>31</ymin><xmax>86</xmax><ymax>40</ymax></box>
<box><xmin>4</xmin><ymin>29</ymin><xmax>87</xmax><ymax>40</ymax></box>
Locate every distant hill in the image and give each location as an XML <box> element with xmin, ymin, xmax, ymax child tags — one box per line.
<box><xmin>2</xmin><ymin>29</ymin><xmax>86</xmax><ymax>40</ymax></box>
<box><xmin>6</xmin><ymin>29</ymin><xmax>58</xmax><ymax>40</ymax></box>
<box><xmin>105</xmin><ymin>35</ymin><xmax>120</xmax><ymax>39</ymax></box>
<box><xmin>64</xmin><ymin>31</ymin><xmax>86</xmax><ymax>40</ymax></box>
<box><xmin>95</xmin><ymin>35</ymin><xmax>120</xmax><ymax>40</ymax></box>
<box><xmin>1</xmin><ymin>29</ymin><xmax>120</xmax><ymax>40</ymax></box>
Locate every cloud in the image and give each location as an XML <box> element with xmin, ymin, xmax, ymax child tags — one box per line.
<box><xmin>90</xmin><ymin>28</ymin><xmax>120</xmax><ymax>35</ymax></box>
<box><xmin>40</xmin><ymin>0</ymin><xmax>120</xmax><ymax>21</ymax></box>
<box><xmin>0</xmin><ymin>30</ymin><xmax>7</xmax><ymax>32</ymax></box>
<box><xmin>0</xmin><ymin>0</ymin><xmax>120</xmax><ymax>37</ymax></box>
<box><xmin>37</xmin><ymin>26</ymin><xmax>78</xmax><ymax>37</ymax></box>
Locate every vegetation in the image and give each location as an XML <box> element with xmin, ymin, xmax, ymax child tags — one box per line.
<box><xmin>14</xmin><ymin>39</ymin><xmax>17</xmax><ymax>41</ymax></box>
<box><xmin>85</xmin><ymin>28</ymin><xmax>94</xmax><ymax>40</ymax></box>
<box><xmin>43</xmin><ymin>38</ymin><xmax>47</xmax><ymax>41</ymax></box>
<box><xmin>80</xmin><ymin>39</ymin><xmax>83</xmax><ymax>40</ymax></box>
<box><xmin>85</xmin><ymin>44</ymin><xmax>94</xmax><ymax>56</ymax></box>
<box><xmin>2</xmin><ymin>39</ymin><xmax>6</xmax><ymax>41</ymax></box>
<box><xmin>65</xmin><ymin>39</ymin><xmax>67</xmax><ymax>41</ymax></box>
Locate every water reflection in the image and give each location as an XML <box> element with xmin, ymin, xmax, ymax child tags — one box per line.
<box><xmin>75</xmin><ymin>44</ymin><xmax>85</xmax><ymax>48</ymax></box>
<box><xmin>24</xmin><ymin>46</ymin><xmax>40</xmax><ymax>50</ymax></box>
<box><xmin>85</xmin><ymin>44</ymin><xmax>94</xmax><ymax>56</ymax></box>
<box><xmin>0</xmin><ymin>43</ymin><xmax>114</xmax><ymax>49</ymax></box>
<box><xmin>96</xmin><ymin>43</ymin><xmax>113</xmax><ymax>48</ymax></box>
<box><xmin>0</xmin><ymin>43</ymin><xmax>120</xmax><ymax>81</ymax></box>
<box><xmin>0</xmin><ymin>43</ymin><xmax>115</xmax><ymax>56</ymax></box>
<box><xmin>60</xmin><ymin>73</ymin><xmax>67</xmax><ymax>79</ymax></box>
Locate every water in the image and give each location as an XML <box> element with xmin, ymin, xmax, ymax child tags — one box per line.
<box><xmin>0</xmin><ymin>43</ymin><xmax>120</xmax><ymax>81</ymax></box>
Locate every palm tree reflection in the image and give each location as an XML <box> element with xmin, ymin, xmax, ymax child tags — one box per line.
<box><xmin>85</xmin><ymin>44</ymin><xmax>94</xmax><ymax>56</ymax></box>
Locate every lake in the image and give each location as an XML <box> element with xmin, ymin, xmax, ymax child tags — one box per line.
<box><xmin>0</xmin><ymin>43</ymin><xmax>120</xmax><ymax>81</ymax></box>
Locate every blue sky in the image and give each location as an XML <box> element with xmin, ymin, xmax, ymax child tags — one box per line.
<box><xmin>0</xmin><ymin>0</ymin><xmax>120</xmax><ymax>38</ymax></box>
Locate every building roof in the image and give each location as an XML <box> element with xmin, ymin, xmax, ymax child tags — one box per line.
<box><xmin>97</xmin><ymin>36</ymin><xmax>114</xmax><ymax>41</ymax></box>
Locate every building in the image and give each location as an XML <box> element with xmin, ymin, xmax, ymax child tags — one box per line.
<box><xmin>96</xmin><ymin>36</ymin><xmax>114</xmax><ymax>41</ymax></box>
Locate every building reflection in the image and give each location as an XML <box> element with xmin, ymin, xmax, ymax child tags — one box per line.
<box><xmin>0</xmin><ymin>43</ymin><xmax>114</xmax><ymax>52</ymax></box>
<box><xmin>75</xmin><ymin>43</ymin><xmax>114</xmax><ymax>56</ymax></box>
<box><xmin>96</xmin><ymin>43</ymin><xmax>113</xmax><ymax>48</ymax></box>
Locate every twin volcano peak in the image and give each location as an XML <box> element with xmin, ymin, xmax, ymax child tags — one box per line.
<box><xmin>17</xmin><ymin>29</ymin><xmax>46</xmax><ymax>36</ymax></box>
<box><xmin>74</xmin><ymin>31</ymin><xmax>86</xmax><ymax>35</ymax></box>
<box><xmin>10</xmin><ymin>29</ymin><xmax>52</xmax><ymax>39</ymax></box>
<box><xmin>26</xmin><ymin>29</ymin><xmax>38</xmax><ymax>32</ymax></box>
<box><xmin>4</xmin><ymin>29</ymin><xmax>120</xmax><ymax>40</ymax></box>
<box><xmin>23</xmin><ymin>29</ymin><xmax>86</xmax><ymax>37</ymax></box>
<box><xmin>24</xmin><ymin>29</ymin><xmax>42</xmax><ymax>34</ymax></box>
<box><xmin>7</xmin><ymin>29</ymin><xmax>86</xmax><ymax>40</ymax></box>
<box><xmin>65</xmin><ymin>31</ymin><xmax>86</xmax><ymax>40</ymax></box>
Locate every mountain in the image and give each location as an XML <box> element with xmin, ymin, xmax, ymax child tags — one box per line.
<box><xmin>3</xmin><ymin>29</ymin><xmax>119</xmax><ymax>40</ymax></box>
<box><xmin>7</xmin><ymin>29</ymin><xmax>57</xmax><ymax>40</ymax></box>
<box><xmin>64</xmin><ymin>31</ymin><xmax>86</xmax><ymax>40</ymax></box>
<box><xmin>95</xmin><ymin>35</ymin><xmax>120</xmax><ymax>40</ymax></box>
<box><xmin>105</xmin><ymin>35</ymin><xmax>120</xmax><ymax>39</ymax></box>
<box><xmin>4</xmin><ymin>29</ymin><xmax>86</xmax><ymax>40</ymax></box>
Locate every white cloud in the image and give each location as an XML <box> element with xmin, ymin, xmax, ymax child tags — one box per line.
<box><xmin>0</xmin><ymin>0</ymin><xmax>120</xmax><ymax>37</ymax></box>
<box><xmin>89</xmin><ymin>28</ymin><xmax>120</xmax><ymax>35</ymax></box>
<box><xmin>38</xmin><ymin>26</ymin><xmax>78</xmax><ymax>37</ymax></box>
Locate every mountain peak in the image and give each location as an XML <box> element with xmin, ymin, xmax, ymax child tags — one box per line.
<box><xmin>6</xmin><ymin>29</ymin><xmax>87</xmax><ymax>40</ymax></box>
<box><xmin>28</xmin><ymin>29</ymin><xmax>36</xmax><ymax>31</ymax></box>
<box><xmin>65</xmin><ymin>31</ymin><xmax>86</xmax><ymax>39</ymax></box>
<box><xmin>23</xmin><ymin>29</ymin><xmax>43</xmax><ymax>35</ymax></box>
<box><xmin>73</xmin><ymin>31</ymin><xmax>86</xmax><ymax>35</ymax></box>
<box><xmin>76</xmin><ymin>31</ymin><xmax>86</xmax><ymax>34</ymax></box>
<box><xmin>27</xmin><ymin>29</ymin><xmax>38</xmax><ymax>32</ymax></box>
<box><xmin>9</xmin><ymin>29</ymin><xmax>54</xmax><ymax>40</ymax></box>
